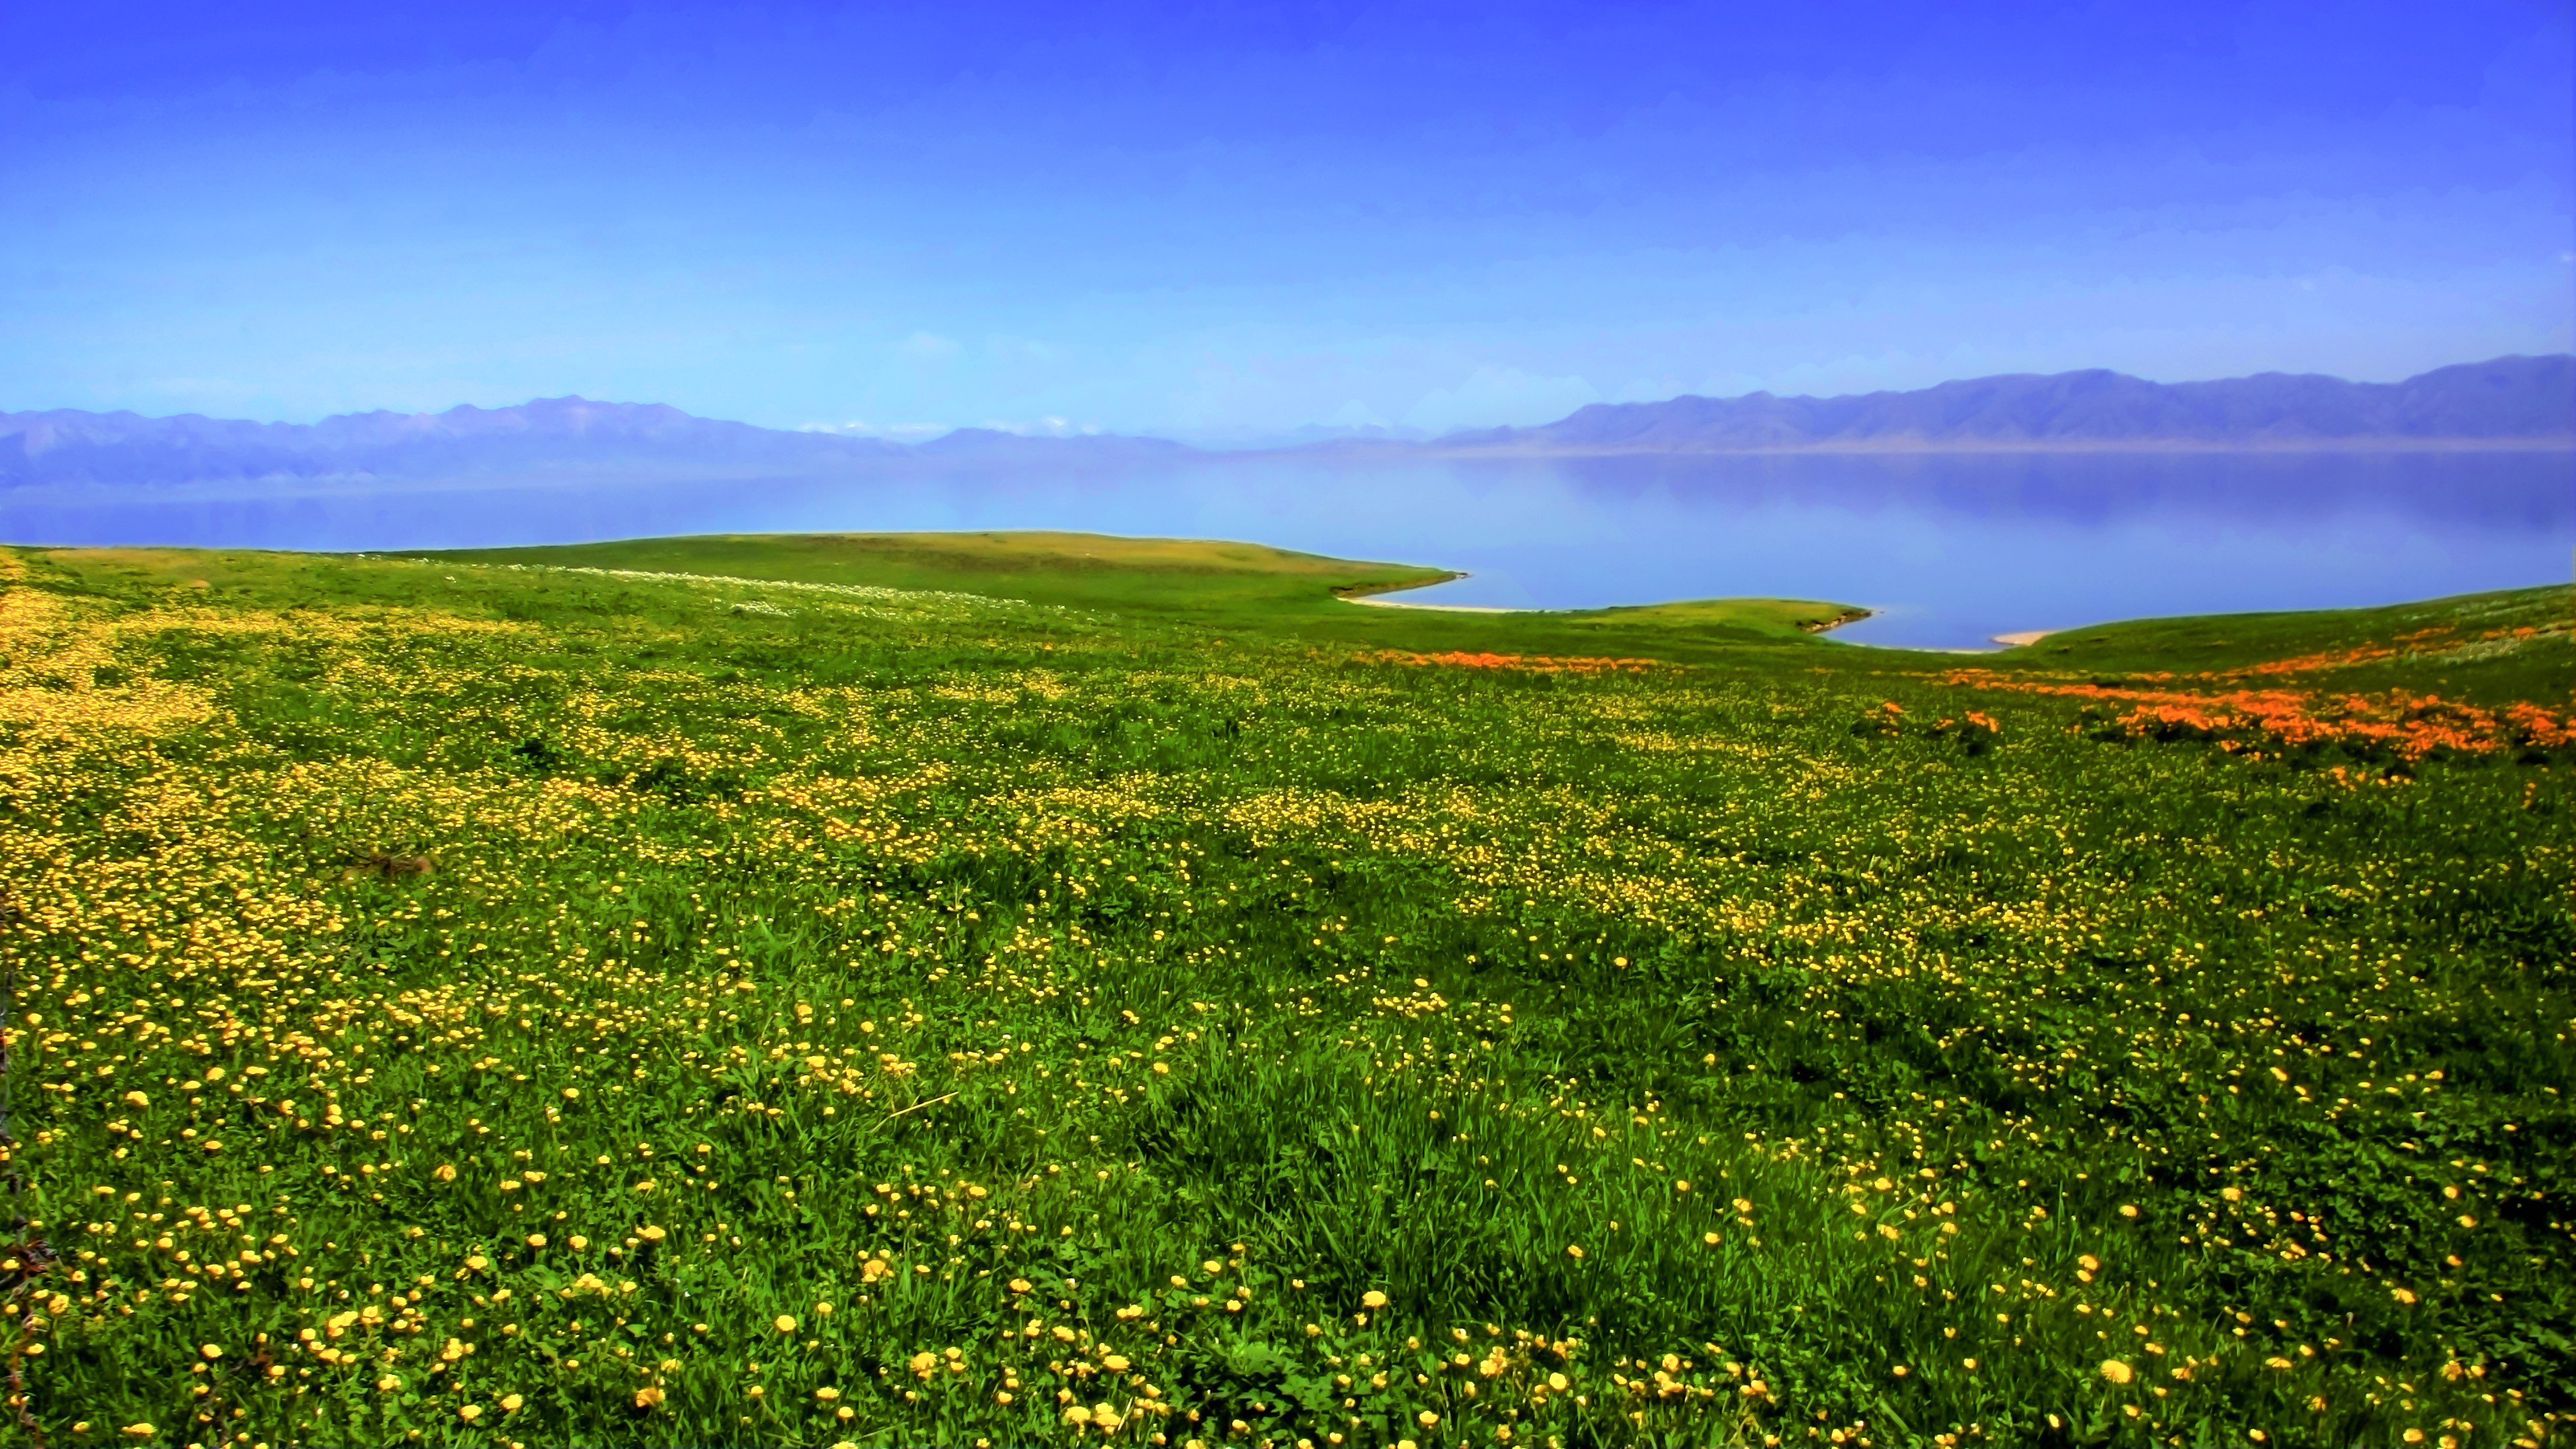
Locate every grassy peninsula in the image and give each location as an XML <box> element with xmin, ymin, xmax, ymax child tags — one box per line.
<box><xmin>0</xmin><ymin>534</ymin><xmax>2567</xmax><ymax>1448</ymax></box>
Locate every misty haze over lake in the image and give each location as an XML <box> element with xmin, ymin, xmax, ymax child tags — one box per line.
<box><xmin>5</xmin><ymin>447</ymin><xmax>2562</xmax><ymax>650</ymax></box>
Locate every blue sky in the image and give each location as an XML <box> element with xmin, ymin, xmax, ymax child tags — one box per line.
<box><xmin>3</xmin><ymin>1</ymin><xmax>2569</xmax><ymax>439</ymax></box>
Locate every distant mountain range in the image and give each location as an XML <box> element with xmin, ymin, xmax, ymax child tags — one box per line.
<box><xmin>0</xmin><ymin>397</ymin><xmax>1186</xmax><ymax>489</ymax></box>
<box><xmin>1432</xmin><ymin>355</ymin><xmax>2573</xmax><ymax>453</ymax></box>
<box><xmin>3</xmin><ymin>356</ymin><xmax>2565</xmax><ymax>488</ymax></box>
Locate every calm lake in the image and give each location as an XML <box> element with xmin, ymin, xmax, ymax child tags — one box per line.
<box><xmin>4</xmin><ymin>449</ymin><xmax>2565</xmax><ymax>650</ymax></box>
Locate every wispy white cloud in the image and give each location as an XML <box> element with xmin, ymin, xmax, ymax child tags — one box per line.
<box><xmin>972</xmin><ymin>416</ymin><xmax>1101</xmax><ymax>437</ymax></box>
<box><xmin>796</xmin><ymin>419</ymin><xmax>951</xmax><ymax>440</ymax></box>
<box><xmin>898</xmin><ymin>332</ymin><xmax>962</xmax><ymax>363</ymax></box>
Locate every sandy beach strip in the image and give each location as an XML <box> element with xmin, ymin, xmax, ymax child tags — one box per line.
<box><xmin>1990</xmin><ymin>629</ymin><xmax>2054</xmax><ymax>647</ymax></box>
<box><xmin>1340</xmin><ymin>594</ymin><xmax>1518</xmax><ymax>614</ymax></box>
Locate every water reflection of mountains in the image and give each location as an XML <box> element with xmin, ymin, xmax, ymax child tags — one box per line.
<box><xmin>1532</xmin><ymin>449</ymin><xmax>2571</xmax><ymax>529</ymax></box>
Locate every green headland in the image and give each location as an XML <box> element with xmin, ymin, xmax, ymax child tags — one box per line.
<box><xmin>425</xmin><ymin>529</ymin><xmax>1870</xmax><ymax>654</ymax></box>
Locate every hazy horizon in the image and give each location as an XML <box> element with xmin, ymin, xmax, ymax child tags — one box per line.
<box><xmin>9</xmin><ymin>352</ymin><xmax>2571</xmax><ymax>448</ymax></box>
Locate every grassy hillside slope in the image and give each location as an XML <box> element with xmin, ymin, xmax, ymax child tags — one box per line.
<box><xmin>0</xmin><ymin>537</ymin><xmax>2567</xmax><ymax>1448</ymax></box>
<box><xmin>426</xmin><ymin>531</ymin><xmax>1867</xmax><ymax>655</ymax></box>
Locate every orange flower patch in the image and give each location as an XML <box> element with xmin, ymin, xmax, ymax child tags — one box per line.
<box><xmin>2224</xmin><ymin>621</ymin><xmax>2563</xmax><ymax>679</ymax></box>
<box><xmin>1376</xmin><ymin>650</ymin><xmax>1660</xmax><ymax>674</ymax></box>
<box><xmin>1943</xmin><ymin>671</ymin><xmax>2574</xmax><ymax>760</ymax></box>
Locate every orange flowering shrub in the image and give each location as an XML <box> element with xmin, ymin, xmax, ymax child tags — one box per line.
<box><xmin>1942</xmin><ymin>606</ymin><xmax>2573</xmax><ymax>761</ymax></box>
<box><xmin>2224</xmin><ymin>621</ymin><xmax>2560</xmax><ymax>679</ymax></box>
<box><xmin>1943</xmin><ymin>672</ymin><xmax>2573</xmax><ymax>760</ymax></box>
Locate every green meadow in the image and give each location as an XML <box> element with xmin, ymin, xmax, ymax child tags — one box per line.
<box><xmin>0</xmin><ymin>533</ymin><xmax>2567</xmax><ymax>1449</ymax></box>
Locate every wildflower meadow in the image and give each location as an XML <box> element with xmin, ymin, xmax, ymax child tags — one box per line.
<box><xmin>0</xmin><ymin>537</ymin><xmax>2567</xmax><ymax>1449</ymax></box>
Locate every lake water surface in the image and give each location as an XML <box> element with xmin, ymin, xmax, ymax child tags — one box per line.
<box><xmin>3</xmin><ymin>449</ymin><xmax>2565</xmax><ymax>650</ymax></box>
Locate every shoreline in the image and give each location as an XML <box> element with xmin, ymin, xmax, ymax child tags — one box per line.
<box><xmin>1799</xmin><ymin>606</ymin><xmax>1874</xmax><ymax>635</ymax></box>
<box><xmin>1338</xmin><ymin>574</ymin><xmax>1516</xmax><ymax>614</ymax></box>
<box><xmin>1342</xmin><ymin>594</ymin><xmax>1516</xmax><ymax>614</ymax></box>
<box><xmin>1332</xmin><ymin>571</ymin><xmax>1516</xmax><ymax>614</ymax></box>
<box><xmin>1332</xmin><ymin>574</ymin><xmax>1876</xmax><ymax>634</ymax></box>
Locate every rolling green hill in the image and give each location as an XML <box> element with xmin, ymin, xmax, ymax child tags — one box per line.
<box><xmin>423</xmin><ymin>530</ymin><xmax>1867</xmax><ymax>655</ymax></box>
